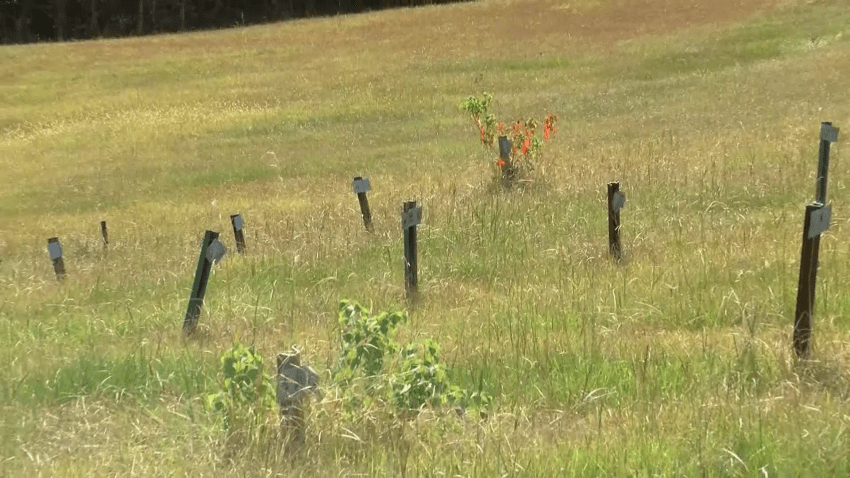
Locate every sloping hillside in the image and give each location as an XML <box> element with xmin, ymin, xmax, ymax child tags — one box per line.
<box><xmin>1</xmin><ymin>0</ymin><xmax>849</xmax><ymax>475</ymax></box>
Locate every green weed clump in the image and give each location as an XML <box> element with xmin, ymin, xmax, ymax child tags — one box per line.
<box><xmin>334</xmin><ymin>299</ymin><xmax>492</xmax><ymax>414</ymax></box>
<box><xmin>206</xmin><ymin>342</ymin><xmax>276</xmax><ymax>432</ymax></box>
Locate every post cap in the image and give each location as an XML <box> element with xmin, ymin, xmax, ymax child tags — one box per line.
<box><xmin>47</xmin><ymin>238</ymin><xmax>62</xmax><ymax>260</ymax></box>
<box><xmin>353</xmin><ymin>177</ymin><xmax>371</xmax><ymax>195</ymax></box>
<box><xmin>231</xmin><ymin>214</ymin><xmax>244</xmax><ymax>231</ymax></box>
<box><xmin>402</xmin><ymin>204</ymin><xmax>422</xmax><ymax>229</ymax></box>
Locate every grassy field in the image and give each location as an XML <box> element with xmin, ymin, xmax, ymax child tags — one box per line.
<box><xmin>2</xmin><ymin>0</ymin><xmax>850</xmax><ymax>475</ymax></box>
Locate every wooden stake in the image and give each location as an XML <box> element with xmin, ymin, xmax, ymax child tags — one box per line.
<box><xmin>607</xmin><ymin>182</ymin><xmax>625</xmax><ymax>261</ymax></box>
<box><xmin>100</xmin><ymin>221</ymin><xmax>108</xmax><ymax>249</ymax></box>
<box><xmin>403</xmin><ymin>201</ymin><xmax>421</xmax><ymax>300</ymax></box>
<box><xmin>498</xmin><ymin>136</ymin><xmax>514</xmax><ymax>184</ymax></box>
<box><xmin>353</xmin><ymin>177</ymin><xmax>373</xmax><ymax>232</ymax></box>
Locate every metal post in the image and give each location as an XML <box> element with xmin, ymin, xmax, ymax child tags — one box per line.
<box><xmin>793</xmin><ymin>122</ymin><xmax>838</xmax><ymax>357</ymax></box>
<box><xmin>794</xmin><ymin>204</ymin><xmax>823</xmax><ymax>357</ymax></box>
<box><xmin>230</xmin><ymin>214</ymin><xmax>246</xmax><ymax>254</ymax></box>
<box><xmin>816</xmin><ymin>122</ymin><xmax>837</xmax><ymax>204</ymax></box>
<box><xmin>183</xmin><ymin>230</ymin><xmax>220</xmax><ymax>335</ymax></box>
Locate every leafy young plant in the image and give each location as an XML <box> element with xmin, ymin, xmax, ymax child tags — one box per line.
<box><xmin>334</xmin><ymin>300</ymin><xmax>493</xmax><ymax>414</ymax></box>
<box><xmin>206</xmin><ymin>342</ymin><xmax>276</xmax><ymax>431</ymax></box>
<box><xmin>393</xmin><ymin>339</ymin><xmax>458</xmax><ymax>410</ymax></box>
<box><xmin>460</xmin><ymin>93</ymin><xmax>557</xmax><ymax>187</ymax></box>
<box><xmin>334</xmin><ymin>299</ymin><xmax>406</xmax><ymax>382</ymax></box>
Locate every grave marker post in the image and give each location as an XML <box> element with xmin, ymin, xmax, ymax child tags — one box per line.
<box><xmin>276</xmin><ymin>346</ymin><xmax>319</xmax><ymax>451</ymax></box>
<box><xmin>230</xmin><ymin>214</ymin><xmax>246</xmax><ymax>254</ymax></box>
<box><xmin>498</xmin><ymin>136</ymin><xmax>513</xmax><ymax>183</ymax></box>
<box><xmin>100</xmin><ymin>221</ymin><xmax>108</xmax><ymax>249</ymax></box>
<box><xmin>793</xmin><ymin>123</ymin><xmax>839</xmax><ymax>358</ymax></box>
<box><xmin>816</xmin><ymin>122</ymin><xmax>837</xmax><ymax>205</ymax></box>
<box><xmin>353</xmin><ymin>177</ymin><xmax>373</xmax><ymax>232</ymax></box>
<box><xmin>183</xmin><ymin>230</ymin><xmax>225</xmax><ymax>335</ymax></box>
<box><xmin>607</xmin><ymin>182</ymin><xmax>626</xmax><ymax>261</ymax></box>
<box><xmin>402</xmin><ymin>201</ymin><xmax>422</xmax><ymax>300</ymax></box>
<box><xmin>47</xmin><ymin>237</ymin><xmax>65</xmax><ymax>281</ymax></box>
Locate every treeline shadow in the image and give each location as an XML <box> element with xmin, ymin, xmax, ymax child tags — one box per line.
<box><xmin>0</xmin><ymin>0</ymin><xmax>473</xmax><ymax>44</ymax></box>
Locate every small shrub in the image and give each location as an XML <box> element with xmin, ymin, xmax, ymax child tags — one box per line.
<box><xmin>206</xmin><ymin>342</ymin><xmax>276</xmax><ymax>432</ymax></box>
<box><xmin>460</xmin><ymin>92</ymin><xmax>557</xmax><ymax>188</ymax></box>
<box><xmin>334</xmin><ymin>300</ymin><xmax>493</xmax><ymax>415</ymax></box>
<box><xmin>393</xmin><ymin>338</ymin><xmax>457</xmax><ymax>410</ymax></box>
<box><xmin>334</xmin><ymin>299</ymin><xmax>405</xmax><ymax>382</ymax></box>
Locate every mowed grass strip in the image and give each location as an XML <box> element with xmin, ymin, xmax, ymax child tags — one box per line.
<box><xmin>2</xmin><ymin>0</ymin><xmax>850</xmax><ymax>475</ymax></box>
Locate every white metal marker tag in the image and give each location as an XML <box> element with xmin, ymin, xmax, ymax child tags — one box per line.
<box><xmin>206</xmin><ymin>239</ymin><xmax>227</xmax><ymax>264</ymax></box>
<box><xmin>48</xmin><ymin>240</ymin><xmax>62</xmax><ymax>260</ymax></box>
<box><xmin>402</xmin><ymin>206</ymin><xmax>422</xmax><ymax>230</ymax></box>
<box><xmin>821</xmin><ymin>124</ymin><xmax>839</xmax><ymax>143</ymax></box>
<box><xmin>612</xmin><ymin>191</ymin><xmax>626</xmax><ymax>213</ymax></box>
<box><xmin>353</xmin><ymin>178</ymin><xmax>371</xmax><ymax>195</ymax></box>
<box><xmin>808</xmin><ymin>204</ymin><xmax>831</xmax><ymax>239</ymax></box>
<box><xmin>232</xmin><ymin>215</ymin><xmax>244</xmax><ymax>231</ymax></box>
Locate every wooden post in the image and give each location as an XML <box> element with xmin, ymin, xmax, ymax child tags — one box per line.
<box><xmin>276</xmin><ymin>347</ymin><xmax>319</xmax><ymax>449</ymax></box>
<box><xmin>793</xmin><ymin>123</ymin><xmax>838</xmax><ymax>357</ymax></box>
<box><xmin>230</xmin><ymin>214</ymin><xmax>246</xmax><ymax>254</ymax></box>
<box><xmin>47</xmin><ymin>237</ymin><xmax>65</xmax><ymax>281</ymax></box>
<box><xmin>607</xmin><ymin>182</ymin><xmax>625</xmax><ymax>261</ymax></box>
<box><xmin>183</xmin><ymin>230</ymin><xmax>224</xmax><ymax>335</ymax></box>
<box><xmin>100</xmin><ymin>221</ymin><xmax>108</xmax><ymax>249</ymax></box>
<box><xmin>498</xmin><ymin>136</ymin><xmax>514</xmax><ymax>183</ymax></box>
<box><xmin>353</xmin><ymin>177</ymin><xmax>373</xmax><ymax>232</ymax></box>
<box><xmin>403</xmin><ymin>201</ymin><xmax>422</xmax><ymax>300</ymax></box>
